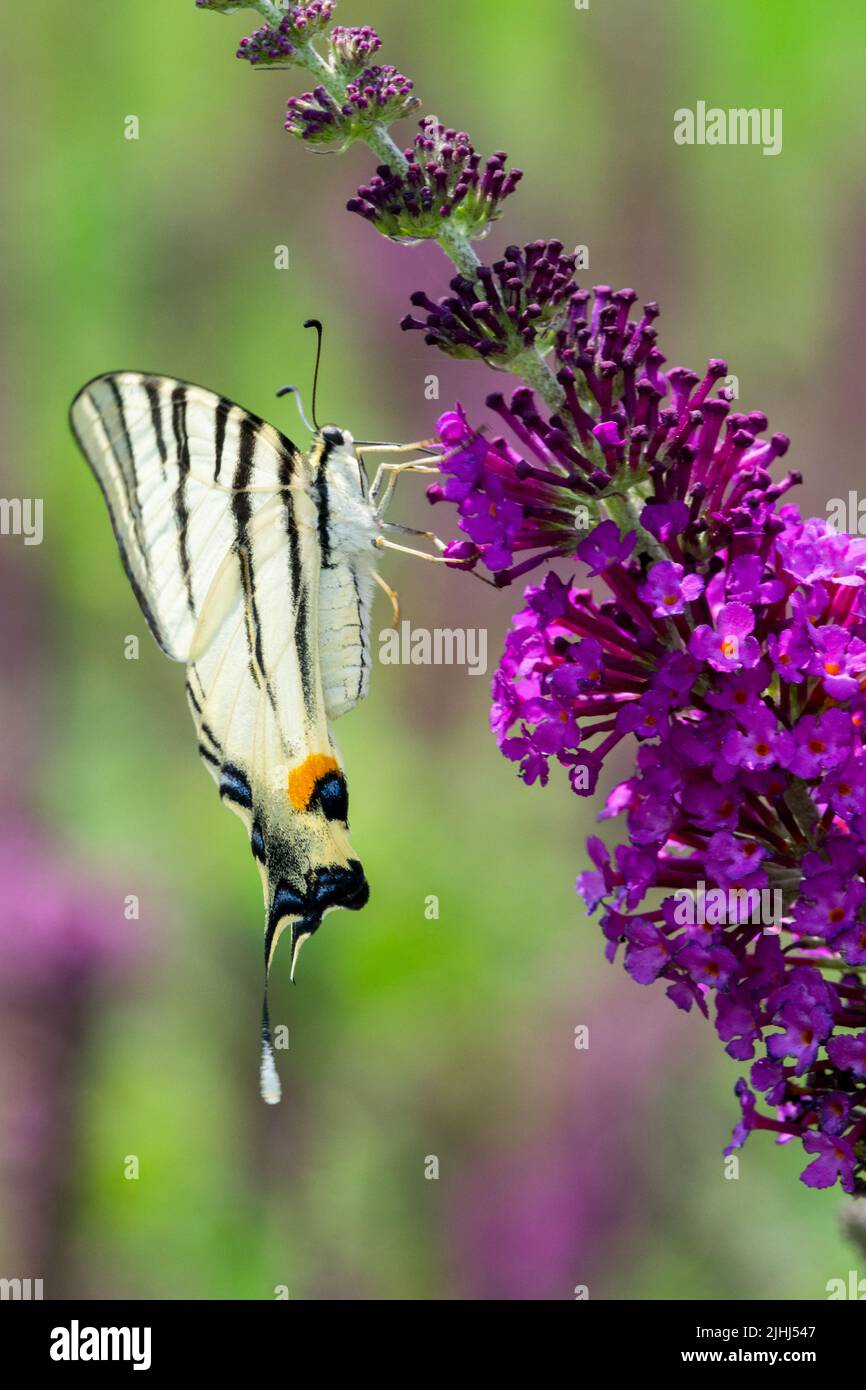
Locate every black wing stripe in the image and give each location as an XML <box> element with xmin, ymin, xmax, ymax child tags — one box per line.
<box><xmin>231</xmin><ymin>415</ymin><xmax>255</xmax><ymax>527</ymax></box>
<box><xmin>170</xmin><ymin>385</ymin><xmax>197</xmax><ymax>619</ymax></box>
<box><xmin>279</xmin><ymin>450</ymin><xmax>315</xmax><ymax>722</ymax></box>
<box><xmin>186</xmin><ymin>675</ymin><xmax>223</xmax><ymax>757</ymax></box>
<box><xmin>213</xmin><ymin>397</ymin><xmax>231</xmax><ymax>483</ymax></box>
<box><xmin>237</xmin><ymin>546</ymin><xmax>265</xmax><ymax>692</ymax></box>
<box><xmin>106</xmin><ymin>378</ymin><xmax>151</xmax><ymax>578</ymax></box>
<box><xmin>314</xmin><ymin>434</ymin><xmax>334</xmax><ymax>569</ymax></box>
<box><xmin>295</xmin><ymin>582</ymin><xmax>315</xmax><ymax>722</ymax></box>
<box><xmin>279</xmin><ymin>454</ymin><xmax>302</xmax><ymax>598</ymax></box>
<box><xmin>232</xmin><ymin>416</ymin><xmax>261</xmax><ymax>691</ymax></box>
<box><xmin>185</xmin><ymin>676</ymin><xmax>202</xmax><ymax>714</ymax></box>
<box><xmin>144</xmin><ymin>380</ymin><xmax>169</xmax><ymax>476</ymax></box>
<box><xmin>232</xmin><ymin>417</ymin><xmax>284</xmax><ymax>720</ymax></box>
<box><xmin>69</xmin><ymin>396</ymin><xmax>164</xmax><ymax>648</ymax></box>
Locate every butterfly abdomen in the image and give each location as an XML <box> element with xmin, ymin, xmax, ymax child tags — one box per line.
<box><xmin>316</xmin><ymin>435</ymin><xmax>378</xmax><ymax>720</ymax></box>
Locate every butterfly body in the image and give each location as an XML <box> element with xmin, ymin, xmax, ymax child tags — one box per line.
<box><xmin>311</xmin><ymin>427</ymin><xmax>379</xmax><ymax>718</ymax></box>
<box><xmin>70</xmin><ymin>372</ymin><xmax>383</xmax><ymax>1098</ymax></box>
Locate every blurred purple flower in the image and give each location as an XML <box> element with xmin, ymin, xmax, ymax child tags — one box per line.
<box><xmin>0</xmin><ymin>820</ymin><xmax>141</xmax><ymax>1286</ymax></box>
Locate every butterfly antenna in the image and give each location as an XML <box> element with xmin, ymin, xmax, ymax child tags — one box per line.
<box><xmin>303</xmin><ymin>318</ymin><xmax>323</xmax><ymax>431</ymax></box>
<box><xmin>275</xmin><ymin>384</ymin><xmax>315</xmax><ymax>434</ymax></box>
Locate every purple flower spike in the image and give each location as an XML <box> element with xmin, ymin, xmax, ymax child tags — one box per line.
<box><xmin>443</xmin><ymin>282</ymin><xmax>866</xmax><ymax>1195</ymax></box>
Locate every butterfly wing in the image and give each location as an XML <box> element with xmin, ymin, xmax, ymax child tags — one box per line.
<box><xmin>71</xmin><ymin>373</ymin><xmax>372</xmax><ymax>1100</ymax></box>
<box><xmin>70</xmin><ymin>372</ymin><xmax>300</xmax><ymax>662</ymax></box>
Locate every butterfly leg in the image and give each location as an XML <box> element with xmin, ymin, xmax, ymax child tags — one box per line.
<box><xmin>373</xmin><ymin>535</ymin><xmax>486</xmax><ymax>574</ymax></box>
<box><xmin>372</xmin><ymin>536</ymin><xmax>495</xmax><ymax>587</ymax></box>
<box><xmin>370</xmin><ymin>458</ymin><xmax>498</xmax><ymax>588</ymax></box>
<box><xmin>369</xmin><ymin>458</ymin><xmax>444</xmax><ymax>512</ymax></box>
<box><xmin>373</xmin><ymin>570</ymin><xmax>401</xmax><ymax>626</ymax></box>
<box><xmin>381</xmin><ymin>520</ymin><xmax>446</xmax><ymax>551</ymax></box>
<box><xmin>374</xmin><ymin>536</ymin><xmax>452</xmax><ymax>562</ymax></box>
<box><xmin>360</xmin><ymin>439</ymin><xmax>439</xmax><ymax>455</ymax></box>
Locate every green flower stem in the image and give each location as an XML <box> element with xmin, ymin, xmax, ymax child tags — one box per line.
<box><xmin>365</xmin><ymin>121</ymin><xmax>410</xmax><ymax>173</ymax></box>
<box><xmin>784</xmin><ymin>779</ymin><xmax>821</xmax><ymax>842</ymax></box>
<box><xmin>791</xmin><ymin>959</ymin><xmax>866</xmax><ymax>976</ymax></box>
<box><xmin>296</xmin><ymin>41</ymin><xmax>346</xmax><ymax>98</ymax></box>
<box><xmin>435</xmin><ymin>218</ymin><xmax>480</xmax><ymax>279</ymax></box>
<box><xmin>510</xmin><ymin>344</ymin><xmax>565</xmax><ymax>413</ymax></box>
<box><xmin>254</xmin><ymin>1</ymin><xmax>284</xmax><ymax>23</ymax></box>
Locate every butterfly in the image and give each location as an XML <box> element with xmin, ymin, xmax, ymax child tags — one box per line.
<box><xmin>69</xmin><ymin>343</ymin><xmax>449</xmax><ymax>1102</ymax></box>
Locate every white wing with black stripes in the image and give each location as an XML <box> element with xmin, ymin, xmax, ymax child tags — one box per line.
<box><xmin>70</xmin><ymin>371</ymin><xmax>379</xmax><ymax>1103</ymax></box>
<box><xmin>70</xmin><ymin>373</ymin><xmax>298</xmax><ymax>662</ymax></box>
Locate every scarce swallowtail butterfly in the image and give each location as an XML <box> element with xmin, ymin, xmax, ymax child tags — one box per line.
<box><xmin>70</xmin><ymin>352</ymin><xmax>447</xmax><ymax>1103</ymax></box>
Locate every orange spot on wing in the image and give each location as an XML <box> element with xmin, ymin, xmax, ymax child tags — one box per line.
<box><xmin>287</xmin><ymin>753</ymin><xmax>340</xmax><ymax>811</ymax></box>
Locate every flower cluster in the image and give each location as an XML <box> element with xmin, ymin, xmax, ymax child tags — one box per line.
<box><xmin>348</xmin><ymin>118</ymin><xmax>522</xmax><ymax>243</ymax></box>
<box><xmin>285</xmin><ymin>64</ymin><xmax>419</xmax><ymax>146</ymax></box>
<box><xmin>403</xmin><ymin>240</ymin><xmax>579</xmax><ymax>365</ymax></box>
<box><xmin>199</xmin><ymin>0</ymin><xmax>333</xmax><ymax>63</ymax></box>
<box><xmin>432</xmin><ymin>292</ymin><xmax>866</xmax><ymax>1192</ymax></box>
<box><xmin>427</xmin><ymin>284</ymin><xmax>798</xmax><ymax>581</ymax></box>
<box><xmin>234</xmin><ymin>2</ymin><xmax>335</xmax><ymax>65</ymax></box>
<box><xmin>330</xmin><ymin>23</ymin><xmax>381</xmax><ymax>73</ymax></box>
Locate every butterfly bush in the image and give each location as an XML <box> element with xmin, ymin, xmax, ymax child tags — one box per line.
<box><xmin>429</xmin><ymin>299</ymin><xmax>866</xmax><ymax>1193</ymax></box>
<box><xmin>196</xmin><ymin>1</ymin><xmax>866</xmax><ymax>1194</ymax></box>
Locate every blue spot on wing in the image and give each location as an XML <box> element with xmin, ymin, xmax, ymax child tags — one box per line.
<box><xmin>309</xmin><ymin>770</ymin><xmax>349</xmax><ymax>823</ymax></box>
<box><xmin>219</xmin><ymin>764</ymin><xmax>253</xmax><ymax>809</ymax></box>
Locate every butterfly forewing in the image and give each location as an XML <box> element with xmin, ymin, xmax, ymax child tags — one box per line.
<box><xmin>70</xmin><ymin>373</ymin><xmax>300</xmax><ymax>661</ymax></box>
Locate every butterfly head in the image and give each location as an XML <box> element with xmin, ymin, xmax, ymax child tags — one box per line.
<box><xmin>320</xmin><ymin>425</ymin><xmax>348</xmax><ymax>450</ymax></box>
<box><xmin>312</xmin><ymin>424</ymin><xmax>371</xmax><ymax>501</ymax></box>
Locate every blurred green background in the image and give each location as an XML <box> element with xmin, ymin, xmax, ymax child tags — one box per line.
<box><xmin>1</xmin><ymin>0</ymin><xmax>864</xmax><ymax>1300</ymax></box>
